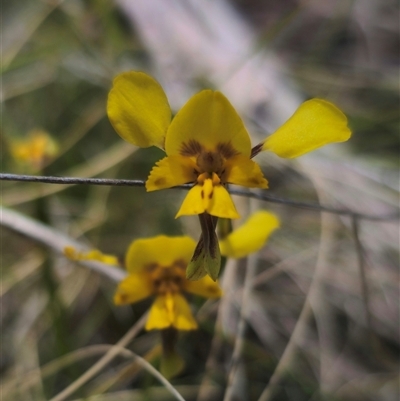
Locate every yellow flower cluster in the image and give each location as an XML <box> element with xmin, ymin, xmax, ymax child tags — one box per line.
<box><xmin>66</xmin><ymin>70</ymin><xmax>351</xmax><ymax>337</ymax></box>
<box><xmin>107</xmin><ymin>71</ymin><xmax>351</xmax><ymax>281</ymax></box>
<box><xmin>65</xmin><ymin>211</ymin><xmax>279</xmax><ymax>331</ymax></box>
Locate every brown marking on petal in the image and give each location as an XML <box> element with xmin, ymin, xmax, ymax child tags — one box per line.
<box><xmin>119</xmin><ymin>293</ymin><xmax>128</xmax><ymax>303</ymax></box>
<box><xmin>248</xmin><ymin>176</ymin><xmax>268</xmax><ymax>187</ymax></box>
<box><xmin>201</xmin><ymin>190</ymin><xmax>204</xmax><ymax>199</ymax></box>
<box><xmin>216</xmin><ymin>142</ymin><xmax>239</xmax><ymax>159</ymax></box>
<box><xmin>173</xmin><ymin>259</ymin><xmax>187</xmax><ymax>270</ymax></box>
<box><xmin>153</xmin><ymin>177</ymin><xmax>166</xmax><ymax>186</ymax></box>
<box><xmin>251</xmin><ymin>142</ymin><xmax>264</xmax><ymax>158</ymax></box>
<box><xmin>196</xmin><ymin>151</ymin><xmax>223</xmax><ymax>173</ymax></box>
<box><xmin>145</xmin><ymin>262</ymin><xmax>159</xmax><ymax>273</ymax></box>
<box><xmin>180</xmin><ymin>139</ymin><xmax>203</xmax><ymax>156</ymax></box>
<box><xmin>208</xmin><ymin>190</ymin><xmax>213</xmax><ymax>199</ymax></box>
<box><xmin>249</xmin><ymin>177</ymin><xmax>261</xmax><ymax>185</ymax></box>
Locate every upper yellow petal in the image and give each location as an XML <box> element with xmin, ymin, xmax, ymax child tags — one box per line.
<box><xmin>125</xmin><ymin>236</ymin><xmax>196</xmax><ymax>273</ymax></box>
<box><xmin>107</xmin><ymin>71</ymin><xmax>171</xmax><ymax>149</ymax></box>
<box><xmin>262</xmin><ymin>99</ymin><xmax>351</xmax><ymax>158</ymax></box>
<box><xmin>145</xmin><ymin>294</ymin><xmax>198</xmax><ymax>331</ymax></box>
<box><xmin>146</xmin><ymin>155</ymin><xmax>197</xmax><ymax>191</ymax></box>
<box><xmin>219</xmin><ymin>210</ymin><xmax>280</xmax><ymax>259</ymax></box>
<box><xmin>223</xmin><ymin>155</ymin><xmax>268</xmax><ymax>188</ymax></box>
<box><xmin>165</xmin><ymin>90</ymin><xmax>251</xmax><ymax>157</ymax></box>
<box><xmin>184</xmin><ymin>275</ymin><xmax>222</xmax><ymax>298</ymax></box>
<box><xmin>114</xmin><ymin>273</ymin><xmax>153</xmax><ymax>305</ymax></box>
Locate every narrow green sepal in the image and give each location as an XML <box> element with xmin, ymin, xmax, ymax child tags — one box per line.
<box><xmin>202</xmin><ymin>241</ymin><xmax>221</xmax><ymax>282</ymax></box>
<box><xmin>186</xmin><ymin>236</ymin><xmax>208</xmax><ymax>280</ymax></box>
<box><xmin>186</xmin><ymin>260</ymin><xmax>208</xmax><ymax>280</ymax></box>
<box><xmin>186</xmin><ymin>213</ymin><xmax>222</xmax><ymax>281</ymax></box>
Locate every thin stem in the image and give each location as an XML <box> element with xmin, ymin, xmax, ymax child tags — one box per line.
<box><xmin>351</xmin><ymin>216</ymin><xmax>372</xmax><ymax>330</ymax></box>
<box><xmin>49</xmin><ymin>315</ymin><xmax>144</xmax><ymax>401</ymax></box>
<box><xmin>1</xmin><ymin>173</ymin><xmax>398</xmax><ymax>221</ymax></box>
<box><xmin>0</xmin><ymin>173</ymin><xmax>145</xmax><ymax>187</ymax></box>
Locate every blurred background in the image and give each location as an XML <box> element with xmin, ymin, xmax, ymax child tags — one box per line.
<box><xmin>1</xmin><ymin>0</ymin><xmax>399</xmax><ymax>400</ymax></box>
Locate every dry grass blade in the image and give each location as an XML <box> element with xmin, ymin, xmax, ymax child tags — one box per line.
<box><xmin>49</xmin><ymin>315</ymin><xmax>147</xmax><ymax>401</ymax></box>
<box><xmin>1</xmin><ymin>206</ymin><xmax>126</xmax><ymax>282</ymax></box>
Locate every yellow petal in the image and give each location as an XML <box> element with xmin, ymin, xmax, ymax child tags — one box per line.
<box><xmin>165</xmin><ymin>90</ymin><xmax>251</xmax><ymax>157</ymax></box>
<box><xmin>262</xmin><ymin>99</ymin><xmax>351</xmax><ymax>158</ymax></box>
<box><xmin>184</xmin><ymin>275</ymin><xmax>222</xmax><ymax>298</ymax></box>
<box><xmin>146</xmin><ymin>155</ymin><xmax>197</xmax><ymax>191</ymax></box>
<box><xmin>175</xmin><ymin>185</ymin><xmax>206</xmax><ymax>217</ymax></box>
<box><xmin>145</xmin><ymin>294</ymin><xmax>198</xmax><ymax>331</ymax></box>
<box><xmin>126</xmin><ymin>236</ymin><xmax>196</xmax><ymax>273</ymax></box>
<box><xmin>207</xmin><ymin>185</ymin><xmax>240</xmax><ymax>219</ymax></box>
<box><xmin>84</xmin><ymin>250</ymin><xmax>119</xmax><ymax>265</ymax></box>
<box><xmin>176</xmin><ymin>184</ymin><xmax>240</xmax><ymax>219</ymax></box>
<box><xmin>223</xmin><ymin>155</ymin><xmax>268</xmax><ymax>188</ymax></box>
<box><xmin>171</xmin><ymin>293</ymin><xmax>198</xmax><ymax>330</ymax></box>
<box><xmin>219</xmin><ymin>210</ymin><xmax>280</xmax><ymax>259</ymax></box>
<box><xmin>63</xmin><ymin>246</ymin><xmax>119</xmax><ymax>265</ymax></box>
<box><xmin>107</xmin><ymin>71</ymin><xmax>171</xmax><ymax>149</ymax></box>
<box><xmin>113</xmin><ymin>273</ymin><xmax>153</xmax><ymax>305</ymax></box>
<box><xmin>64</xmin><ymin>246</ymin><xmax>79</xmax><ymax>260</ymax></box>
<box><xmin>146</xmin><ymin>295</ymin><xmax>174</xmax><ymax>330</ymax></box>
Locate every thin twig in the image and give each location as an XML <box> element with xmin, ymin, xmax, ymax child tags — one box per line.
<box><xmin>0</xmin><ymin>173</ymin><xmax>145</xmax><ymax>187</ymax></box>
<box><xmin>257</xmin><ymin>209</ymin><xmax>337</xmax><ymax>401</ymax></box>
<box><xmin>223</xmin><ymin>252</ymin><xmax>258</xmax><ymax>401</ymax></box>
<box><xmin>223</xmin><ymin>198</ymin><xmax>260</xmax><ymax>401</ymax></box>
<box><xmin>1</xmin><ymin>173</ymin><xmax>398</xmax><ymax>221</ymax></box>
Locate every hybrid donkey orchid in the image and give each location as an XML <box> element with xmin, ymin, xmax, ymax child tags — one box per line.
<box><xmin>107</xmin><ymin>71</ymin><xmax>351</xmax><ymax>280</ymax></box>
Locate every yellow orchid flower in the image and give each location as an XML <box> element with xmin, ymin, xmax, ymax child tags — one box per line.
<box><xmin>65</xmin><ymin>236</ymin><xmax>221</xmax><ymax>330</ymax></box>
<box><xmin>107</xmin><ymin>71</ymin><xmax>351</xmax><ymax>220</ymax></box>
<box><xmin>107</xmin><ymin>72</ymin><xmax>268</xmax><ymax>220</ymax></box>
<box><xmin>115</xmin><ymin>235</ymin><xmax>223</xmax><ymax>330</ymax></box>
<box><xmin>107</xmin><ymin>72</ymin><xmax>350</xmax><ymax>281</ymax></box>
<box><xmin>63</xmin><ymin>212</ymin><xmax>279</xmax><ymax>328</ymax></box>
<box><xmin>10</xmin><ymin>129</ymin><xmax>58</xmax><ymax>170</ymax></box>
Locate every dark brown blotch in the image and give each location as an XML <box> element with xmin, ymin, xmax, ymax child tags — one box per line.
<box><xmin>216</xmin><ymin>142</ymin><xmax>239</xmax><ymax>159</ymax></box>
<box><xmin>154</xmin><ymin>177</ymin><xmax>166</xmax><ymax>186</ymax></box>
<box><xmin>180</xmin><ymin>139</ymin><xmax>203</xmax><ymax>156</ymax></box>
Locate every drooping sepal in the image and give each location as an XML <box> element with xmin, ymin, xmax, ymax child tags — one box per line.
<box><xmin>186</xmin><ymin>214</ymin><xmax>221</xmax><ymax>281</ymax></box>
